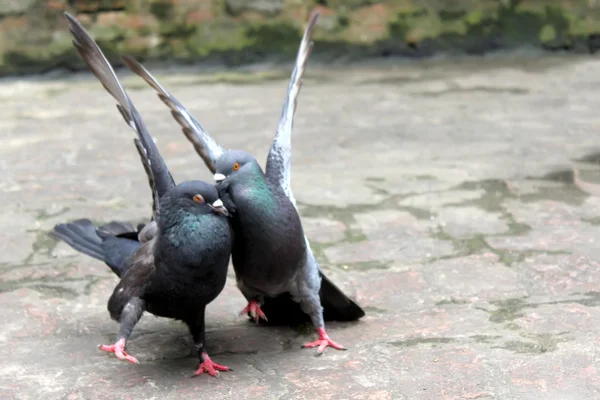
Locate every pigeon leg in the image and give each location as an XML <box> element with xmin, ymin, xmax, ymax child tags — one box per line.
<box><xmin>239</xmin><ymin>300</ymin><xmax>268</xmax><ymax>323</ymax></box>
<box><xmin>236</xmin><ymin>280</ymin><xmax>267</xmax><ymax>323</ymax></box>
<box><xmin>188</xmin><ymin>307</ymin><xmax>231</xmax><ymax>378</ymax></box>
<box><xmin>99</xmin><ymin>297</ymin><xmax>145</xmax><ymax>364</ymax></box>
<box><xmin>297</xmin><ymin>292</ymin><xmax>347</xmax><ymax>355</ymax></box>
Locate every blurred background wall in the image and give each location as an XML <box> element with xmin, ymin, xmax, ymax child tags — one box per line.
<box><xmin>1</xmin><ymin>0</ymin><xmax>600</xmax><ymax>77</ymax></box>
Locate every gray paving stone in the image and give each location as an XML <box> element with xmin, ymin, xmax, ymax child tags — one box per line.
<box><xmin>4</xmin><ymin>57</ymin><xmax>600</xmax><ymax>399</ymax></box>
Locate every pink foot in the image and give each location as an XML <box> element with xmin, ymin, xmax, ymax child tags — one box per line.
<box><xmin>302</xmin><ymin>328</ymin><xmax>347</xmax><ymax>356</ymax></box>
<box><xmin>98</xmin><ymin>338</ymin><xmax>139</xmax><ymax>364</ymax></box>
<box><xmin>239</xmin><ymin>300</ymin><xmax>268</xmax><ymax>323</ymax></box>
<box><xmin>193</xmin><ymin>352</ymin><xmax>231</xmax><ymax>378</ymax></box>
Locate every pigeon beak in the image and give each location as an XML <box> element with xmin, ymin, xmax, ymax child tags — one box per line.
<box><xmin>208</xmin><ymin>199</ymin><xmax>229</xmax><ymax>217</ymax></box>
<box><xmin>214</xmin><ymin>173</ymin><xmax>226</xmax><ymax>183</ymax></box>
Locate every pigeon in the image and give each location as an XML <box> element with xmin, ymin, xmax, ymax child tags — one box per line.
<box><xmin>51</xmin><ymin>13</ymin><xmax>233</xmax><ymax>377</ymax></box>
<box><xmin>121</xmin><ymin>11</ymin><xmax>365</xmax><ymax>354</ymax></box>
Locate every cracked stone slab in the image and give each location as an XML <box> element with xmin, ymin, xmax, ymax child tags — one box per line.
<box><xmin>422</xmin><ymin>253</ymin><xmax>528</xmax><ymax>302</ymax></box>
<box><xmin>487</xmin><ymin>200</ymin><xmax>600</xmax><ymax>258</ymax></box>
<box><xmin>514</xmin><ymin>253</ymin><xmax>600</xmax><ymax>297</ymax></box>
<box><xmin>301</xmin><ymin>217</ymin><xmax>347</xmax><ymax>244</ymax></box>
<box><xmin>324</xmin><ymin>237</ymin><xmax>457</xmax><ymax>265</ymax></box>
<box><xmin>351</xmin><ymin>210</ymin><xmax>434</xmax><ymax>240</ymax></box>
<box><xmin>512</xmin><ymin>301</ymin><xmax>600</xmax><ymax>336</ymax></box>
<box><xmin>434</xmin><ymin>206</ymin><xmax>509</xmax><ymax>238</ymax></box>
<box><xmin>399</xmin><ymin>189</ymin><xmax>486</xmax><ymax>210</ymax></box>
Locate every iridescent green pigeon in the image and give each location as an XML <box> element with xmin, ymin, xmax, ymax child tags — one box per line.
<box><xmin>122</xmin><ymin>12</ymin><xmax>365</xmax><ymax>354</ymax></box>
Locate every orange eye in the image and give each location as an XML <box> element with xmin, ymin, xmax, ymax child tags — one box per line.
<box><xmin>233</xmin><ymin>163</ymin><xmax>240</xmax><ymax>171</ymax></box>
<box><xmin>193</xmin><ymin>194</ymin><xmax>205</xmax><ymax>203</ymax></box>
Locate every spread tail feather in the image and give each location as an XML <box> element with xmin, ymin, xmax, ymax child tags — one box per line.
<box><xmin>319</xmin><ymin>272</ymin><xmax>365</xmax><ymax>321</ymax></box>
<box><xmin>97</xmin><ymin>221</ymin><xmax>135</xmax><ymax>237</ymax></box>
<box><xmin>256</xmin><ymin>271</ymin><xmax>365</xmax><ymax>326</ymax></box>
<box><xmin>51</xmin><ymin>219</ymin><xmax>141</xmax><ymax>277</ymax></box>
<box><xmin>51</xmin><ymin>219</ymin><xmax>105</xmax><ymax>262</ymax></box>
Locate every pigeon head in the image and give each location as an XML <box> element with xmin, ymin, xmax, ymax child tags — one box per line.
<box><xmin>213</xmin><ymin>150</ymin><xmax>258</xmax><ymax>184</ymax></box>
<box><xmin>169</xmin><ymin>180</ymin><xmax>228</xmax><ymax>216</ymax></box>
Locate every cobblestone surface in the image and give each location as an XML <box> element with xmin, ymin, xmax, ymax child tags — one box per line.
<box><xmin>3</xmin><ymin>55</ymin><xmax>600</xmax><ymax>399</ymax></box>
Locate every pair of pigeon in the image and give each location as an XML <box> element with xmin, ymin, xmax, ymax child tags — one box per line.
<box><xmin>52</xmin><ymin>12</ymin><xmax>365</xmax><ymax>377</ymax></box>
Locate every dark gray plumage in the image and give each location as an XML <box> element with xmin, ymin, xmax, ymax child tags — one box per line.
<box><xmin>52</xmin><ymin>13</ymin><xmax>233</xmax><ymax>377</ymax></box>
<box><xmin>52</xmin><ymin>219</ymin><xmax>140</xmax><ymax>277</ymax></box>
<box><xmin>122</xmin><ymin>12</ymin><xmax>365</xmax><ymax>355</ymax></box>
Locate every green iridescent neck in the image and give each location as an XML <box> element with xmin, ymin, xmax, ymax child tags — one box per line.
<box><xmin>160</xmin><ymin>208</ymin><xmax>214</xmax><ymax>247</ymax></box>
<box><xmin>236</xmin><ymin>163</ymin><xmax>278</xmax><ymax>216</ymax></box>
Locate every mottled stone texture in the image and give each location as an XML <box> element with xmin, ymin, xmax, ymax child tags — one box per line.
<box><xmin>2</xmin><ymin>0</ymin><xmax>600</xmax><ymax>76</ymax></box>
<box><xmin>5</xmin><ymin>56</ymin><xmax>600</xmax><ymax>398</ymax></box>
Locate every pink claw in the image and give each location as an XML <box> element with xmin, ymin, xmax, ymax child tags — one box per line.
<box><xmin>193</xmin><ymin>352</ymin><xmax>231</xmax><ymax>378</ymax></box>
<box><xmin>302</xmin><ymin>328</ymin><xmax>347</xmax><ymax>355</ymax></box>
<box><xmin>239</xmin><ymin>300</ymin><xmax>268</xmax><ymax>323</ymax></box>
<box><xmin>98</xmin><ymin>338</ymin><xmax>139</xmax><ymax>364</ymax></box>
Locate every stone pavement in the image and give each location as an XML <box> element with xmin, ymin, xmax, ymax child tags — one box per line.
<box><xmin>3</xmin><ymin>54</ymin><xmax>600</xmax><ymax>399</ymax></box>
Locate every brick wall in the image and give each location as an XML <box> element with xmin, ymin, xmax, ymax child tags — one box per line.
<box><xmin>1</xmin><ymin>0</ymin><xmax>599</xmax><ymax>76</ymax></box>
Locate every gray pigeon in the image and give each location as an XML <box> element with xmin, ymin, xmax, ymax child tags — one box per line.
<box><xmin>52</xmin><ymin>13</ymin><xmax>233</xmax><ymax>377</ymax></box>
<box><xmin>122</xmin><ymin>12</ymin><xmax>365</xmax><ymax>354</ymax></box>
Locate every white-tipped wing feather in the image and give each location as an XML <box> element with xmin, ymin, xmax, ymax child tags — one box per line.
<box><xmin>121</xmin><ymin>55</ymin><xmax>225</xmax><ymax>174</ymax></box>
<box><xmin>264</xmin><ymin>12</ymin><xmax>318</xmax><ymax>208</ymax></box>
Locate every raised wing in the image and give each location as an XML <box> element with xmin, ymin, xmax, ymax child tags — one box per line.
<box><xmin>121</xmin><ymin>55</ymin><xmax>225</xmax><ymax>174</ymax></box>
<box><xmin>132</xmin><ymin>138</ymin><xmax>159</xmax><ymax>220</ymax></box>
<box><xmin>264</xmin><ymin>12</ymin><xmax>318</xmax><ymax>207</ymax></box>
<box><xmin>65</xmin><ymin>12</ymin><xmax>175</xmax><ymax>211</ymax></box>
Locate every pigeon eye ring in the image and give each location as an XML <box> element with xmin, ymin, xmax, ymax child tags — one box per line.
<box><xmin>233</xmin><ymin>162</ymin><xmax>240</xmax><ymax>171</ymax></box>
<box><xmin>193</xmin><ymin>194</ymin><xmax>205</xmax><ymax>203</ymax></box>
